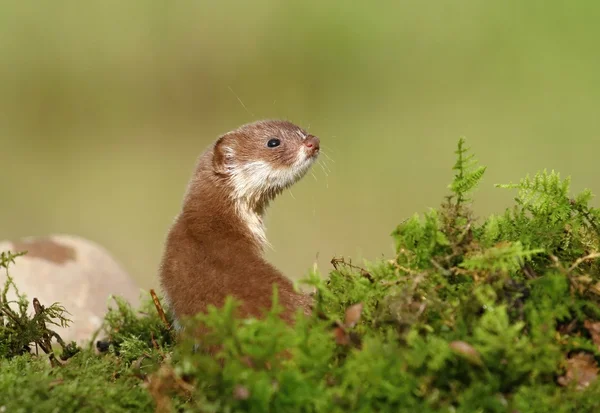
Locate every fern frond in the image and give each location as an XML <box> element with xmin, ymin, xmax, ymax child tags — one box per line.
<box><xmin>460</xmin><ymin>241</ymin><xmax>544</xmax><ymax>272</ymax></box>
<box><xmin>1</xmin><ymin>251</ymin><xmax>26</xmax><ymax>271</ymax></box>
<box><xmin>448</xmin><ymin>137</ymin><xmax>486</xmax><ymax>205</ymax></box>
<box><xmin>496</xmin><ymin>170</ymin><xmax>570</xmax><ymax>211</ymax></box>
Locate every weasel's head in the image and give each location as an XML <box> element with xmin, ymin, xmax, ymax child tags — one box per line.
<box><xmin>212</xmin><ymin>119</ymin><xmax>320</xmax><ymax>206</ymax></box>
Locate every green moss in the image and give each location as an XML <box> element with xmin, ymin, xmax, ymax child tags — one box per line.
<box><xmin>2</xmin><ymin>138</ymin><xmax>600</xmax><ymax>412</ymax></box>
<box><xmin>0</xmin><ymin>352</ymin><xmax>154</xmax><ymax>412</ymax></box>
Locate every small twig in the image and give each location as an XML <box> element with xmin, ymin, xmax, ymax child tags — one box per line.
<box><xmin>132</xmin><ymin>355</ymin><xmax>150</xmax><ymax>380</ymax></box>
<box><xmin>380</xmin><ymin>280</ymin><xmax>402</xmax><ymax>287</ymax></box>
<box><xmin>415</xmin><ymin>302</ymin><xmax>427</xmax><ymax>318</ymax></box>
<box><xmin>33</xmin><ymin>297</ymin><xmax>61</xmax><ymax>367</ymax></box>
<box><xmin>49</xmin><ymin>330</ymin><xmax>67</xmax><ymax>348</ymax></box>
<box><xmin>33</xmin><ymin>298</ymin><xmax>52</xmax><ymax>348</ymax></box>
<box><xmin>330</xmin><ymin>257</ymin><xmax>374</xmax><ymax>283</ymax></box>
<box><xmin>568</xmin><ymin>252</ymin><xmax>600</xmax><ymax>273</ymax></box>
<box><xmin>430</xmin><ymin>259</ymin><xmax>452</xmax><ymax>276</ymax></box>
<box><xmin>388</xmin><ymin>260</ymin><xmax>418</xmax><ymax>275</ymax></box>
<box><xmin>150</xmin><ymin>332</ymin><xmax>160</xmax><ymax>351</ymax></box>
<box><xmin>456</xmin><ymin>219</ymin><xmax>473</xmax><ymax>245</ymax></box>
<box><xmin>150</xmin><ymin>289</ymin><xmax>171</xmax><ymax>330</ymax></box>
<box><xmin>522</xmin><ymin>263</ymin><xmax>538</xmax><ymax>279</ymax></box>
<box><xmin>330</xmin><ymin>257</ymin><xmax>343</xmax><ymax>271</ymax></box>
<box><xmin>0</xmin><ymin>306</ymin><xmax>21</xmax><ymax>327</ymax></box>
<box><xmin>49</xmin><ymin>329</ymin><xmax>79</xmax><ymax>360</ymax></box>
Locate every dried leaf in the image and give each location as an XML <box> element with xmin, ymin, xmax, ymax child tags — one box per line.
<box><xmin>333</xmin><ymin>326</ymin><xmax>350</xmax><ymax>345</ymax></box>
<box><xmin>558</xmin><ymin>319</ymin><xmax>578</xmax><ymax>335</ymax></box>
<box><xmin>558</xmin><ymin>352</ymin><xmax>598</xmax><ymax>390</ymax></box>
<box><xmin>584</xmin><ymin>320</ymin><xmax>600</xmax><ymax>350</ymax></box>
<box><xmin>591</xmin><ymin>282</ymin><xmax>600</xmax><ymax>296</ymax></box>
<box><xmin>572</xmin><ymin>275</ymin><xmax>594</xmax><ymax>295</ymax></box>
<box><xmin>449</xmin><ymin>341</ymin><xmax>483</xmax><ymax>366</ymax></box>
<box><xmin>234</xmin><ymin>385</ymin><xmax>250</xmax><ymax>400</ymax></box>
<box><xmin>240</xmin><ymin>356</ymin><xmax>254</xmax><ymax>368</ymax></box>
<box><xmin>344</xmin><ymin>303</ymin><xmax>363</xmax><ymax>328</ymax></box>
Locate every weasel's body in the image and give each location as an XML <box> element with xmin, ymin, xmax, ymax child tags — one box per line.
<box><xmin>159</xmin><ymin>120</ymin><xmax>319</xmax><ymax>325</ymax></box>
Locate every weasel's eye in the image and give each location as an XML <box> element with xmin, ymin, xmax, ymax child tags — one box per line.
<box><xmin>267</xmin><ymin>138</ymin><xmax>281</xmax><ymax>148</ymax></box>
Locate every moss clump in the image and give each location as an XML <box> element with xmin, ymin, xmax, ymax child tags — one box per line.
<box><xmin>2</xmin><ymin>138</ymin><xmax>600</xmax><ymax>412</ymax></box>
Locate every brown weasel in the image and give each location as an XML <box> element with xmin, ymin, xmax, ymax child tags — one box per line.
<box><xmin>159</xmin><ymin>119</ymin><xmax>319</xmax><ymax>328</ymax></box>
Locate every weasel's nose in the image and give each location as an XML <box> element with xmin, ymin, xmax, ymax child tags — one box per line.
<box><xmin>304</xmin><ymin>136</ymin><xmax>320</xmax><ymax>153</ymax></box>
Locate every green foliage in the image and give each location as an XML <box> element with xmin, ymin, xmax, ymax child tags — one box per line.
<box><xmin>0</xmin><ymin>259</ymin><xmax>171</xmax><ymax>411</ymax></box>
<box><xmin>493</xmin><ymin>170</ymin><xmax>600</xmax><ymax>263</ymax></box>
<box><xmin>460</xmin><ymin>241</ymin><xmax>544</xmax><ymax>272</ymax></box>
<box><xmin>0</xmin><ymin>251</ymin><xmax>79</xmax><ymax>363</ymax></box>
<box><xmin>392</xmin><ymin>209</ymin><xmax>451</xmax><ymax>270</ymax></box>
<box><xmin>99</xmin><ymin>293</ymin><xmax>175</xmax><ymax>359</ymax></box>
<box><xmin>0</xmin><ymin>351</ymin><xmax>155</xmax><ymax>412</ymax></box>
<box><xmin>2</xmin><ymin>138</ymin><xmax>600</xmax><ymax>412</ymax></box>
<box><xmin>448</xmin><ymin>137</ymin><xmax>487</xmax><ymax>205</ymax></box>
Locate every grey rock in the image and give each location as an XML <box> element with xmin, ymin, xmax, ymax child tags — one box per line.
<box><xmin>0</xmin><ymin>234</ymin><xmax>141</xmax><ymax>345</ymax></box>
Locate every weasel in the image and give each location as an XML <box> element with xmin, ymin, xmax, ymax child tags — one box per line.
<box><xmin>159</xmin><ymin>120</ymin><xmax>319</xmax><ymax>328</ymax></box>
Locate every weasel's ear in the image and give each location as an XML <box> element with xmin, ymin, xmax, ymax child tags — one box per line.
<box><xmin>212</xmin><ymin>135</ymin><xmax>234</xmax><ymax>175</ymax></box>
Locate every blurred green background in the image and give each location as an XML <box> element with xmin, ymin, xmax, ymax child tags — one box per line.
<box><xmin>1</xmin><ymin>1</ymin><xmax>599</xmax><ymax>290</ymax></box>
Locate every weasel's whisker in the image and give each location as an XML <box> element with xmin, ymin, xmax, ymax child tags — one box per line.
<box><xmin>322</xmin><ymin>142</ymin><xmax>336</xmax><ymax>153</ymax></box>
<box><xmin>318</xmin><ymin>158</ymin><xmax>332</xmax><ymax>174</ymax></box>
<box><xmin>227</xmin><ymin>86</ymin><xmax>254</xmax><ymax>117</ymax></box>
<box><xmin>318</xmin><ymin>160</ymin><xmax>330</xmax><ymax>177</ymax></box>
<box><xmin>316</xmin><ymin>160</ymin><xmax>330</xmax><ymax>189</ymax></box>
<box><xmin>320</xmin><ymin>150</ymin><xmax>335</xmax><ymax>164</ymax></box>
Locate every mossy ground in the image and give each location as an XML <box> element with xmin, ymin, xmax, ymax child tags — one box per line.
<box><xmin>2</xmin><ymin>139</ymin><xmax>600</xmax><ymax>412</ymax></box>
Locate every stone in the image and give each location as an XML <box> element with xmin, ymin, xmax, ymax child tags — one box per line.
<box><xmin>0</xmin><ymin>234</ymin><xmax>141</xmax><ymax>345</ymax></box>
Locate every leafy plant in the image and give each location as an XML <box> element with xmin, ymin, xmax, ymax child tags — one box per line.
<box><xmin>0</xmin><ymin>251</ymin><xmax>79</xmax><ymax>364</ymax></box>
<box><xmin>2</xmin><ymin>137</ymin><xmax>600</xmax><ymax>412</ymax></box>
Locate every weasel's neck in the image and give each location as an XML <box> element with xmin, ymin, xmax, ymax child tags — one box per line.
<box><xmin>183</xmin><ymin>169</ymin><xmax>274</xmax><ymax>251</ymax></box>
<box><xmin>234</xmin><ymin>198</ymin><xmax>271</xmax><ymax>250</ymax></box>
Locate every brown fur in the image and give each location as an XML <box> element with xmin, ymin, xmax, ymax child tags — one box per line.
<box><xmin>159</xmin><ymin>120</ymin><xmax>319</xmax><ymax>327</ymax></box>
